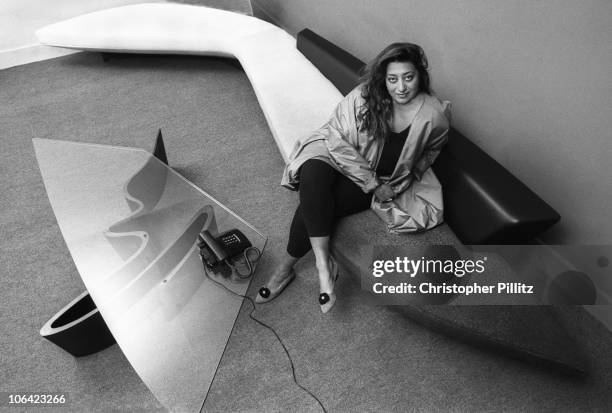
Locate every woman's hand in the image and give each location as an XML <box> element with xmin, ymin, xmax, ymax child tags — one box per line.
<box><xmin>374</xmin><ymin>183</ymin><xmax>395</xmax><ymax>202</ymax></box>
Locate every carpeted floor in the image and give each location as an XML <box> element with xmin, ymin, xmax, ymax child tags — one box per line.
<box><xmin>1</xmin><ymin>53</ymin><xmax>612</xmax><ymax>412</ymax></box>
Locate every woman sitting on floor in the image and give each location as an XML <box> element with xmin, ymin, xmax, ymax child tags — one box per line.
<box><xmin>256</xmin><ymin>42</ymin><xmax>451</xmax><ymax>313</ymax></box>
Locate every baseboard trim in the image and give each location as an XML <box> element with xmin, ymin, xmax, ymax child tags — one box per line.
<box><xmin>0</xmin><ymin>44</ymin><xmax>78</xmax><ymax>70</ymax></box>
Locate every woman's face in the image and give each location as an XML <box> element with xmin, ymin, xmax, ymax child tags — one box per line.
<box><xmin>385</xmin><ymin>61</ymin><xmax>420</xmax><ymax>106</ymax></box>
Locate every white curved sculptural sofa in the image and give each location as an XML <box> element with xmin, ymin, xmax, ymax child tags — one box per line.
<box><xmin>36</xmin><ymin>2</ymin><xmax>343</xmax><ymax>162</ymax></box>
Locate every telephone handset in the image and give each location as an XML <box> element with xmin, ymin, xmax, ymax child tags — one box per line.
<box><xmin>197</xmin><ymin>229</ymin><xmax>252</xmax><ymax>268</ymax></box>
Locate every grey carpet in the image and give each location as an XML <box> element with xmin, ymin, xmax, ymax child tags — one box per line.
<box><xmin>2</xmin><ymin>53</ymin><xmax>612</xmax><ymax>412</ymax></box>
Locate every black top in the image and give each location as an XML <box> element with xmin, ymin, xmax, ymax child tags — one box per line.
<box><xmin>375</xmin><ymin>125</ymin><xmax>410</xmax><ymax>176</ymax></box>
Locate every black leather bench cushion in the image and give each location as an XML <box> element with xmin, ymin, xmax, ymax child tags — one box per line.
<box><xmin>297</xmin><ymin>29</ymin><xmax>560</xmax><ymax>244</ymax></box>
<box><xmin>433</xmin><ymin>128</ymin><xmax>560</xmax><ymax>244</ymax></box>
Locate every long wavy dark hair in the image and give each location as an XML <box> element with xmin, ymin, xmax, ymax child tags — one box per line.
<box><xmin>359</xmin><ymin>43</ymin><xmax>431</xmax><ymax>141</ymax></box>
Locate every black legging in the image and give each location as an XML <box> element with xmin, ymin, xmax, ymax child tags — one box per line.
<box><xmin>287</xmin><ymin>159</ymin><xmax>373</xmax><ymax>258</ymax></box>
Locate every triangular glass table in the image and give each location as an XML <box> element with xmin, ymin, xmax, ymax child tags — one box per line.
<box><xmin>34</xmin><ymin>138</ymin><xmax>266</xmax><ymax>412</ymax></box>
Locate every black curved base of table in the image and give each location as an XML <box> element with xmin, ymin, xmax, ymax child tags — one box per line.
<box><xmin>40</xmin><ymin>291</ymin><xmax>116</xmax><ymax>357</ymax></box>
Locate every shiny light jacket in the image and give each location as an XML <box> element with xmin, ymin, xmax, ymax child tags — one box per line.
<box><xmin>281</xmin><ymin>85</ymin><xmax>451</xmax><ymax>233</ymax></box>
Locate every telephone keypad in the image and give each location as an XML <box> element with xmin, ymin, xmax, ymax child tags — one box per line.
<box><xmin>221</xmin><ymin>233</ymin><xmax>241</xmax><ymax>246</ymax></box>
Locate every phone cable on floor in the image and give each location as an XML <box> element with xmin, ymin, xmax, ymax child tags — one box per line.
<box><xmin>199</xmin><ymin>249</ymin><xmax>328</xmax><ymax>413</ymax></box>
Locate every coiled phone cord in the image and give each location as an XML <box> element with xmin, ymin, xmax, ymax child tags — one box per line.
<box><xmin>224</xmin><ymin>247</ymin><xmax>261</xmax><ymax>279</ymax></box>
<box><xmin>200</xmin><ymin>251</ymin><xmax>328</xmax><ymax>413</ymax></box>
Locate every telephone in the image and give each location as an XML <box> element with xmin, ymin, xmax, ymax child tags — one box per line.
<box><xmin>197</xmin><ymin>229</ymin><xmax>252</xmax><ymax>267</ymax></box>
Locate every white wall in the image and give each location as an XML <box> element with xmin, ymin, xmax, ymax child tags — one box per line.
<box><xmin>253</xmin><ymin>0</ymin><xmax>612</xmax><ymax>246</ymax></box>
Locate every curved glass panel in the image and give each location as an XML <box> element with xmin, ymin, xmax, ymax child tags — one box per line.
<box><xmin>33</xmin><ymin>138</ymin><xmax>266</xmax><ymax>412</ymax></box>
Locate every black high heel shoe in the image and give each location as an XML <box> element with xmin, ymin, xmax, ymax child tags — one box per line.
<box><xmin>319</xmin><ymin>257</ymin><xmax>339</xmax><ymax>313</ymax></box>
<box><xmin>256</xmin><ymin>268</ymin><xmax>296</xmax><ymax>303</ymax></box>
